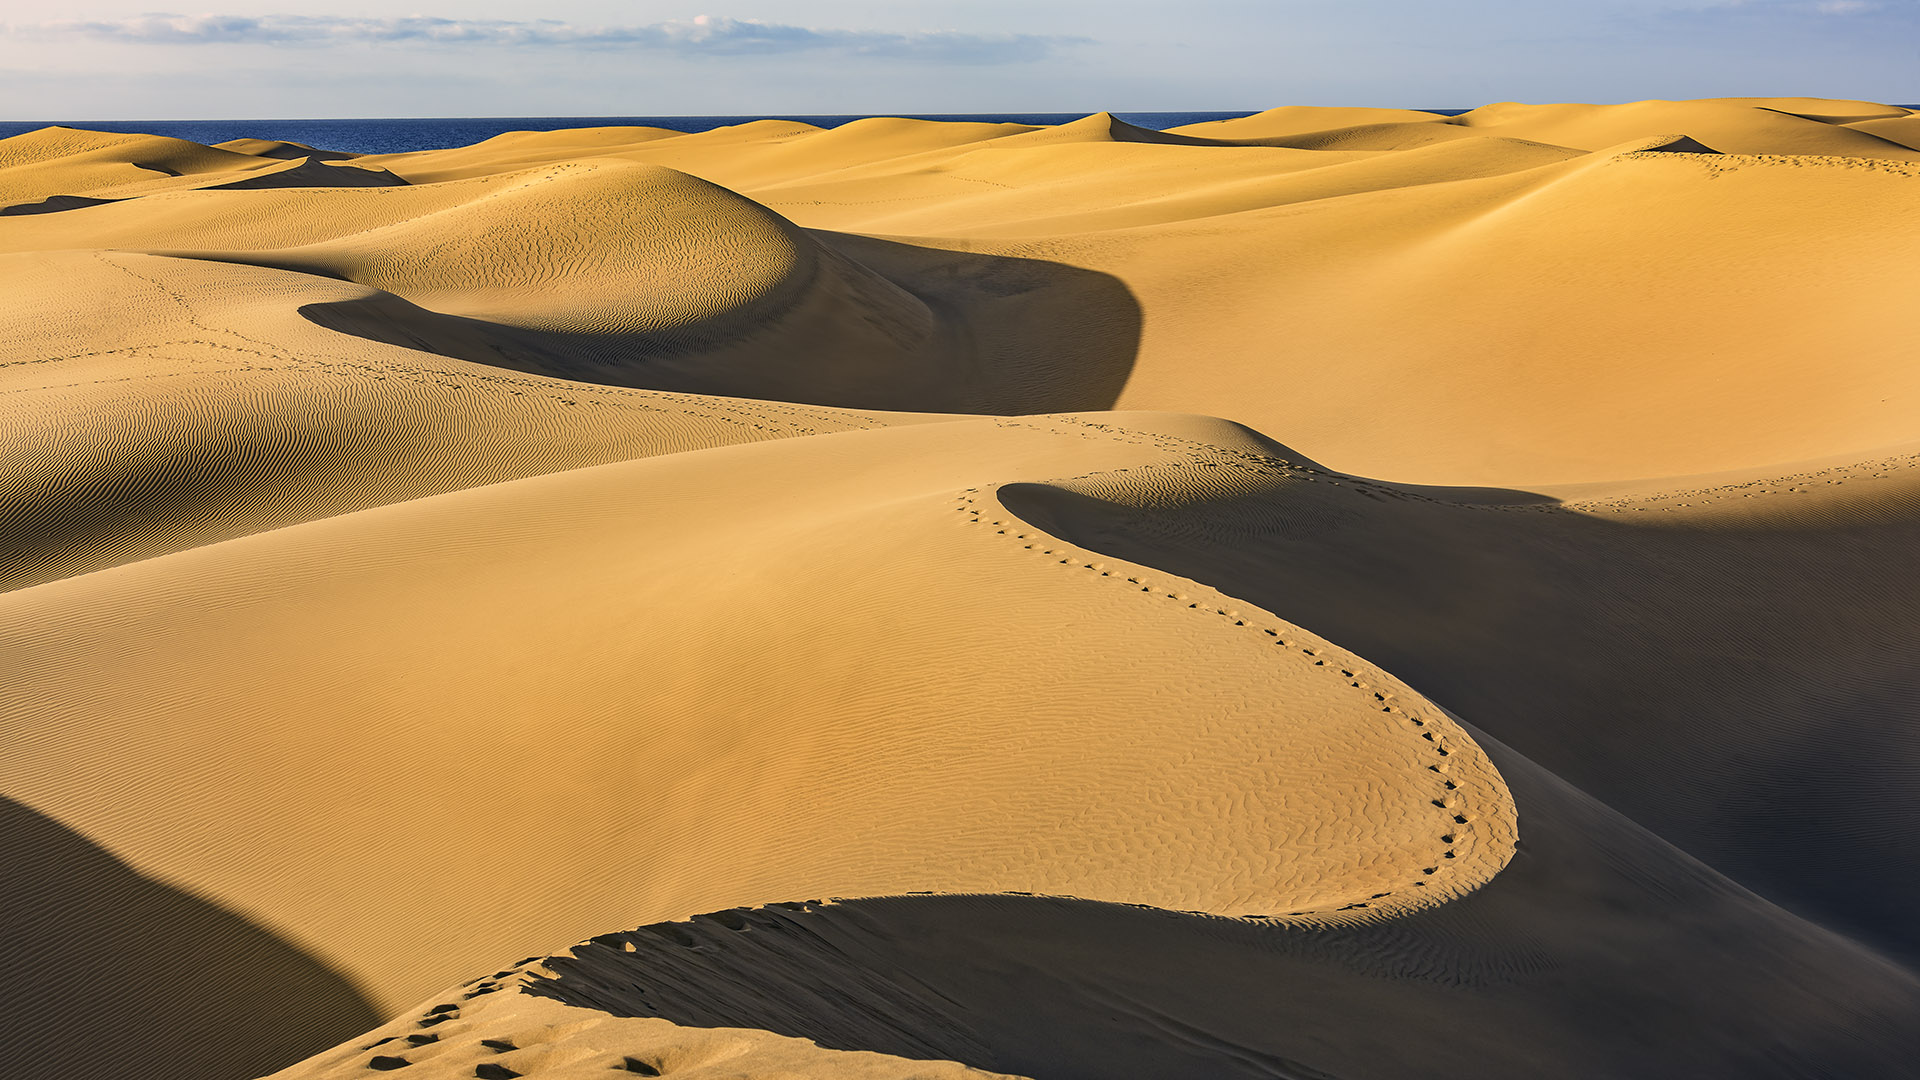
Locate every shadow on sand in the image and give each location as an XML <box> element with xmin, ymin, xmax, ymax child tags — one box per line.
<box><xmin>0</xmin><ymin>795</ymin><xmax>382</xmax><ymax>1080</ymax></box>
<box><xmin>994</xmin><ymin>467</ymin><xmax>1920</xmax><ymax>967</ymax></box>
<box><xmin>517</xmin><ymin>459</ymin><xmax>1920</xmax><ymax>1077</ymax></box>
<box><xmin>295</xmin><ymin>234</ymin><xmax>1142</xmax><ymax>417</ymax></box>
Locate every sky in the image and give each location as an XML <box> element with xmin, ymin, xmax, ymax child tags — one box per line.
<box><xmin>0</xmin><ymin>1</ymin><xmax>1915</xmax><ymax>120</ymax></box>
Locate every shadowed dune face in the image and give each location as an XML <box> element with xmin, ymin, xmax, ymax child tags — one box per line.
<box><xmin>1168</xmin><ymin>105</ymin><xmax>1451</xmax><ymax>140</ymax></box>
<box><xmin>0</xmin><ymin>248</ymin><xmax>946</xmax><ymax>595</ymax></box>
<box><xmin>985</xmin><ymin>112</ymin><xmax>1240</xmax><ymax>148</ymax></box>
<box><xmin>0</xmin><ymin>158</ymin><xmax>1142</xmax><ymax>417</ymax></box>
<box><xmin>358</xmin><ymin>100</ymin><xmax>1918</xmax><ymax>487</ymax></box>
<box><xmin>297</xmin><ymin>233</ymin><xmax>1140</xmax><ymax>414</ymax></box>
<box><xmin>1169</xmin><ymin>96</ymin><xmax>1920</xmax><ymax>159</ymax></box>
<box><xmin>1443</xmin><ymin>98</ymin><xmax>1920</xmax><ymax>159</ymax></box>
<box><xmin>213</xmin><ymin>138</ymin><xmax>362</xmax><ymax>163</ymax></box>
<box><xmin>0</xmin><ymin>127</ymin><xmax>263</xmax><ymax>199</ymax></box>
<box><xmin>0</xmin><ymin>193</ymin><xmax>117</xmax><ymax>215</ymax></box>
<box><xmin>0</xmin><ymin>413</ymin><xmax>1521</xmax><ymax>1023</ymax></box>
<box><xmin>261</xmin><ymin>729</ymin><xmax>1920</xmax><ymax>1080</ymax></box>
<box><xmin>260</xmin><ymin>969</ymin><xmax>1024</xmax><ymax>1080</ymax></box>
<box><xmin>998</xmin><ymin>455</ymin><xmax>1920</xmax><ymax>963</ymax></box>
<box><xmin>0</xmin><ymin>127</ymin><xmax>382</xmax><ymax>209</ymax></box>
<box><xmin>198</xmin><ymin>158</ymin><xmax>405</xmax><ymax>191</ymax></box>
<box><xmin>0</xmin><ymin>797</ymin><xmax>382</xmax><ymax>1080</ymax></box>
<box><xmin>512</xmin><ymin>735</ymin><xmax>1920</xmax><ymax>1080</ymax></box>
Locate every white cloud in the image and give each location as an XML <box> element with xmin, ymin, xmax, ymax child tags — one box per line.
<box><xmin>22</xmin><ymin>13</ymin><xmax>1086</xmax><ymax>63</ymax></box>
<box><xmin>1813</xmin><ymin>0</ymin><xmax>1874</xmax><ymax>12</ymax></box>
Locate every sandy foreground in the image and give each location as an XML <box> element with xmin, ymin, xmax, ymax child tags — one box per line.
<box><xmin>2</xmin><ymin>98</ymin><xmax>1918</xmax><ymax>1079</ymax></box>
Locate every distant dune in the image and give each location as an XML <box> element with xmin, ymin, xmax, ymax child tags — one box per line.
<box><xmin>3</xmin><ymin>99</ymin><xmax>1919</xmax><ymax>1079</ymax></box>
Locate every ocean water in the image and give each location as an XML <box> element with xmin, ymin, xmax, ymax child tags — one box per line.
<box><xmin>0</xmin><ymin>113</ymin><xmax>1302</xmax><ymax>155</ymax></box>
<box><xmin>0</xmin><ymin>111</ymin><xmax>1488</xmax><ymax>155</ymax></box>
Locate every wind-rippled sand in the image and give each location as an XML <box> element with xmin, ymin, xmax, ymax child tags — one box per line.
<box><xmin>3</xmin><ymin>98</ymin><xmax>1919</xmax><ymax>1080</ymax></box>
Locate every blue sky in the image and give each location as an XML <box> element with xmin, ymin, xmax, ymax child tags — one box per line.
<box><xmin>0</xmin><ymin>1</ymin><xmax>1914</xmax><ymax>119</ymax></box>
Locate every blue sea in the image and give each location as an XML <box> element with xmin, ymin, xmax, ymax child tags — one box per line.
<box><xmin>0</xmin><ymin>111</ymin><xmax>1464</xmax><ymax>155</ymax></box>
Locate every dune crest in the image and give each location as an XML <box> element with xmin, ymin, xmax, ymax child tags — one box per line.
<box><xmin>1169</xmin><ymin>104</ymin><xmax>1450</xmax><ymax>139</ymax></box>
<box><xmin>199</xmin><ymin>156</ymin><xmax>408</xmax><ymax>190</ymax></box>
<box><xmin>0</xmin><ymin>411</ymin><xmax>1520</xmax><ymax>1024</ymax></box>
<box><xmin>989</xmin><ymin>111</ymin><xmax>1234</xmax><ymax>147</ymax></box>
<box><xmin>215</xmin><ymin>137</ymin><xmax>363</xmax><ymax>162</ymax></box>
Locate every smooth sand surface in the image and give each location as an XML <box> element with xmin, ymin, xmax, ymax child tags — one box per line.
<box><xmin>2</xmin><ymin>99</ymin><xmax>1918</xmax><ymax>1079</ymax></box>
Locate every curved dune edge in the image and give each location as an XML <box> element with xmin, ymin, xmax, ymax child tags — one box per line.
<box><xmin>993</xmin><ymin>425</ymin><xmax>1920</xmax><ymax>968</ymax></box>
<box><xmin>0</xmin><ymin>249</ymin><xmax>932</xmax><ymax>595</ymax></box>
<box><xmin>259</xmin><ymin>710</ymin><xmax>1920</xmax><ymax>1080</ymax></box>
<box><xmin>1</xmin><ymin>411</ymin><xmax>1517</xmax><ymax>1025</ymax></box>
<box><xmin>0</xmin><ymin>128</ymin><xmax>402</xmax><ymax>211</ymax></box>
<box><xmin>258</xmin><ymin>966</ymin><xmax>1022</xmax><ymax>1080</ymax></box>
<box><xmin>1167</xmin><ymin>98</ymin><xmax>1920</xmax><ymax>159</ymax></box>
<box><xmin>185</xmin><ymin>161</ymin><xmax>815</xmax><ymax>337</ymax></box>
<box><xmin>956</xmin><ymin>474</ymin><xmax>1519</xmax><ymax>922</ymax></box>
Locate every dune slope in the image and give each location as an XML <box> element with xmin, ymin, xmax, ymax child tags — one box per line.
<box><xmin>302</xmin><ymin>99</ymin><xmax>1920</xmax><ymax>486</ymax></box>
<box><xmin>0</xmin><ymin>413</ymin><xmax>1518</xmax><ymax>1008</ymax></box>
<box><xmin>255</xmin><ymin>723</ymin><xmax>1920</xmax><ymax>1080</ymax></box>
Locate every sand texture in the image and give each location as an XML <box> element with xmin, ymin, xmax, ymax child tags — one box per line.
<box><xmin>3</xmin><ymin>98</ymin><xmax>1918</xmax><ymax>1079</ymax></box>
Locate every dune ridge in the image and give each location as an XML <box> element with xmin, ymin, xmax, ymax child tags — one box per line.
<box><xmin>3</xmin><ymin>98</ymin><xmax>1917</xmax><ymax>1079</ymax></box>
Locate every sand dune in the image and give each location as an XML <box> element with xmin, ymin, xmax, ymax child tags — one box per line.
<box><xmin>197</xmin><ymin>156</ymin><xmax>406</xmax><ymax>190</ymax></box>
<box><xmin>1172</xmin><ymin>98</ymin><xmax>1920</xmax><ymax>159</ymax></box>
<box><xmin>0</xmin><ymin>127</ymin><xmax>264</xmax><ymax>203</ymax></box>
<box><xmin>3</xmin><ymin>99</ymin><xmax>1918</xmax><ymax>1079</ymax></box>
<box><xmin>0</xmin><ymin>248</ymin><xmax>943</xmax><ymax>592</ymax></box>
<box><xmin>1169</xmin><ymin>104</ymin><xmax>1452</xmax><ymax>139</ymax></box>
<box><xmin>0</xmin><ymin>412</ymin><xmax>1519</xmax><ymax>1010</ymax></box>
<box><xmin>269</xmin><ymin>968</ymin><xmax>1020</xmax><ymax>1080</ymax></box>
<box><xmin>1446</xmin><ymin>98</ymin><xmax>1920</xmax><ymax>159</ymax></box>
<box><xmin>17</xmin><ymin>104</ymin><xmax>1911</xmax><ymax>486</ymax></box>
<box><xmin>1845</xmin><ymin>113</ymin><xmax>1920</xmax><ymax>149</ymax></box>
<box><xmin>214</xmin><ymin>137</ymin><xmax>361</xmax><ymax>161</ymax></box>
<box><xmin>514</xmin><ymin>727</ymin><xmax>1920</xmax><ymax>1079</ymax></box>
<box><xmin>282</xmin><ymin>99</ymin><xmax>1920</xmax><ymax>485</ymax></box>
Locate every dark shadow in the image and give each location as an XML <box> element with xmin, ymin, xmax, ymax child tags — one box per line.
<box><xmin>524</xmin><ymin>723</ymin><xmax>1920</xmax><ymax>1080</ymax></box>
<box><xmin>0</xmin><ymin>160</ymin><xmax>400</xmax><ymax>217</ymax></box>
<box><xmin>204</xmin><ymin>159</ymin><xmax>407</xmax><ymax>191</ymax></box>
<box><xmin>214</xmin><ymin>139</ymin><xmax>362</xmax><ymax>162</ymax></box>
<box><xmin>993</xmin><ymin>463</ymin><xmax>1920</xmax><ymax>967</ymax></box>
<box><xmin>0</xmin><ymin>194</ymin><xmax>118</xmax><ymax>216</ymax></box>
<box><xmin>0</xmin><ymin>795</ymin><xmax>383</xmax><ymax>1080</ymax></box>
<box><xmin>291</xmin><ymin>234</ymin><xmax>1141</xmax><ymax>416</ymax></box>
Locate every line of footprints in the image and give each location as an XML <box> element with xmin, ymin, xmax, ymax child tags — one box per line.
<box><xmin>358</xmin><ymin>966</ymin><xmax>664</xmax><ymax>1076</ymax></box>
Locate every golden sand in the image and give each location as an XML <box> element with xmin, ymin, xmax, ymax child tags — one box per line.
<box><xmin>3</xmin><ymin>99</ymin><xmax>1918</xmax><ymax>1079</ymax></box>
